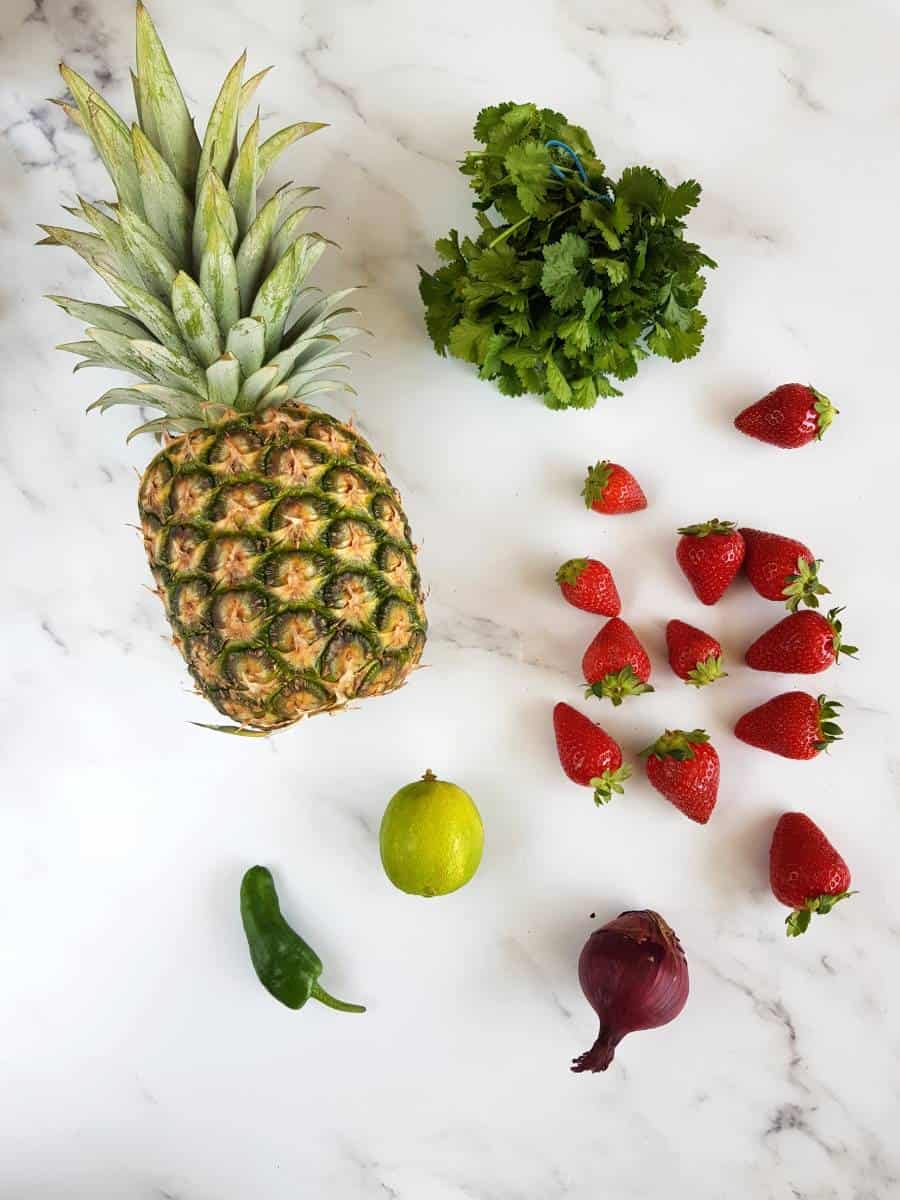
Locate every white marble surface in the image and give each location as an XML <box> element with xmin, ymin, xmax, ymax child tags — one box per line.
<box><xmin>2</xmin><ymin>0</ymin><xmax>899</xmax><ymax>1196</ymax></box>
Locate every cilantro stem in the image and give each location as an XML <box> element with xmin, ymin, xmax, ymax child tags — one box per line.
<box><xmin>488</xmin><ymin>216</ymin><xmax>531</xmax><ymax>249</ymax></box>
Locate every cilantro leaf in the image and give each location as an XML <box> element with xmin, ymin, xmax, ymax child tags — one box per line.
<box><xmin>541</xmin><ymin>232</ymin><xmax>589</xmax><ymax>311</ymax></box>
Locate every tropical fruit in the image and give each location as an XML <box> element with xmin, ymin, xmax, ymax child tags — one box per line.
<box><xmin>44</xmin><ymin>4</ymin><xmax>426</xmax><ymax>730</ymax></box>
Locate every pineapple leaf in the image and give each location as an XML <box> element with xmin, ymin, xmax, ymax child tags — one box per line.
<box><xmin>132</xmin><ymin>124</ymin><xmax>193</xmax><ymax>267</ymax></box>
<box><xmin>126</xmin><ymin>416</ymin><xmax>205</xmax><ymax>443</ymax></box>
<box><xmin>194</xmin><ymin>168</ymin><xmax>238</xmax><ymax>266</ymax></box>
<box><xmin>239</xmin><ymin>67</ymin><xmax>272</xmax><ymax>113</ymax></box>
<box><xmin>83</xmin><ymin>327</ymin><xmax>161</xmax><ymax>381</ymax></box>
<box><xmin>259</xmin><ymin>383</ymin><xmax>290</xmax><ymax>409</ymax></box>
<box><xmin>118</xmin><ymin>208</ymin><xmax>179</xmax><ymax>300</ymax></box>
<box><xmin>234</xmin><ymin>189</ymin><xmax>284</xmax><ymax>314</ymax></box>
<box><xmin>228</xmin><ymin>110</ymin><xmax>260</xmax><ymax>237</ymax></box>
<box><xmin>200</xmin><ymin>215</ymin><xmax>241</xmax><ymax>337</ymax></box>
<box><xmin>59</xmin><ymin>65</ymin><xmax>143</xmax><ymax>213</ymax></box>
<box><xmin>226</xmin><ymin>316</ymin><xmax>267</xmax><ymax>377</ymax></box>
<box><xmin>264</xmin><ymin>205</ymin><xmax>322</xmax><ymax>272</ymax></box>
<box><xmin>72</xmin><ymin>199</ymin><xmax>144</xmax><ymax>284</ymax></box>
<box><xmin>257</xmin><ymin>122</ymin><xmax>327</xmax><ymax>184</ymax></box>
<box><xmin>289</xmin><ymin>377</ymin><xmax>356</xmax><ymax>400</ymax></box>
<box><xmin>46</xmin><ymin>295</ymin><xmax>149</xmax><ymax>340</ymax></box>
<box><xmin>252</xmin><ymin>237</ymin><xmax>326</xmax><ymax>356</ymax></box>
<box><xmin>236</xmin><ymin>363</ymin><xmax>279</xmax><ymax>410</ymax></box>
<box><xmin>130</xmin><ymin>68</ymin><xmax>152</xmax><ymax>141</ymax></box>
<box><xmin>206</xmin><ymin>353</ymin><xmax>242</xmax><ymax>407</ymax></box>
<box><xmin>197</xmin><ymin>52</ymin><xmax>246</xmax><ymax>193</ymax></box>
<box><xmin>89</xmin><ymin>101</ymin><xmax>145</xmax><ymax>217</ymax></box>
<box><xmin>49</xmin><ymin>96</ymin><xmax>84</xmax><ymax>129</ymax></box>
<box><xmin>171</xmin><ymin>271</ymin><xmax>223</xmax><ymax>366</ymax></box>
<box><xmin>38</xmin><ymin>224</ymin><xmax>121</xmax><ymax>279</ymax></box>
<box><xmin>87</xmin><ymin>387</ymin><xmax>167</xmax><ymax>413</ymax></box>
<box><xmin>129</xmin><ymin>337</ymin><xmax>208</xmax><ymax>396</ymax></box>
<box><xmin>283</xmin><ymin>288</ymin><xmax>359</xmax><ymax>342</ymax></box>
<box><xmin>88</xmin><ymin>384</ymin><xmax>200</xmax><ymax>417</ymax></box>
<box><xmin>92</xmin><ymin>263</ymin><xmax>187</xmax><ymax>356</ymax></box>
<box><xmin>134</xmin><ymin>0</ymin><xmax>201</xmax><ymax>190</ymax></box>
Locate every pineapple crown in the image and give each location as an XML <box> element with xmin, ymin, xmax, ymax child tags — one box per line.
<box><xmin>42</xmin><ymin>2</ymin><xmax>360</xmax><ymax>442</ymax></box>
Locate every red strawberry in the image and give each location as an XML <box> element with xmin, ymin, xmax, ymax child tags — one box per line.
<box><xmin>735</xmin><ymin>692</ymin><xmax>843</xmax><ymax>759</ymax></box>
<box><xmin>582</xmin><ymin>461</ymin><xmax>647</xmax><ymax>514</ymax></box>
<box><xmin>556</xmin><ymin>558</ymin><xmax>621</xmax><ymax>616</ymax></box>
<box><xmin>745</xmin><ymin>607</ymin><xmax>858</xmax><ymax>674</ymax></box>
<box><xmin>666</xmin><ymin>619</ymin><xmax>727</xmax><ymax>687</ymax></box>
<box><xmin>676</xmin><ymin>519</ymin><xmax>745</xmax><ymax>605</ymax></box>
<box><xmin>582</xmin><ymin>618</ymin><xmax>654</xmax><ymax>706</ymax></box>
<box><xmin>641</xmin><ymin>729</ymin><xmax>719</xmax><ymax>824</ymax></box>
<box><xmin>735</xmin><ymin>383</ymin><xmax>837</xmax><ymax>448</ymax></box>
<box><xmin>740</xmin><ymin>527</ymin><xmax>828</xmax><ymax>611</ymax></box>
<box><xmin>769</xmin><ymin>812</ymin><xmax>854</xmax><ymax>936</ymax></box>
<box><xmin>552</xmin><ymin>702</ymin><xmax>631</xmax><ymax>805</ymax></box>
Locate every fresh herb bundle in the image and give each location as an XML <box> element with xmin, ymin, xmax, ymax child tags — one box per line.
<box><xmin>419</xmin><ymin>103</ymin><xmax>716</xmax><ymax>410</ymax></box>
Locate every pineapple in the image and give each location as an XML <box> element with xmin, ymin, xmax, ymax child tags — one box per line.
<box><xmin>43</xmin><ymin>3</ymin><xmax>426</xmax><ymax>732</ymax></box>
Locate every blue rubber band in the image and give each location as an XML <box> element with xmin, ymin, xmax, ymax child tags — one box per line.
<box><xmin>545</xmin><ymin>139</ymin><xmax>609</xmax><ymax>202</ymax></box>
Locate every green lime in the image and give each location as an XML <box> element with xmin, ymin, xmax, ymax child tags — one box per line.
<box><xmin>379</xmin><ymin>770</ymin><xmax>484</xmax><ymax>897</ymax></box>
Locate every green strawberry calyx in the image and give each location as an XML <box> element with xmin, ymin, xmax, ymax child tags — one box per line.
<box><xmin>589</xmin><ymin>764</ymin><xmax>632</xmax><ymax>806</ymax></box>
<box><xmin>584</xmin><ymin>665</ymin><xmax>654</xmax><ymax>707</ymax></box>
<box><xmin>639</xmin><ymin>728</ymin><xmax>710</xmax><ymax>761</ymax></box>
<box><xmin>582</xmin><ymin>461</ymin><xmax>613</xmax><ymax>508</ymax></box>
<box><xmin>556</xmin><ymin>557</ymin><xmax>589</xmax><ymax>586</ymax></box>
<box><xmin>677</xmin><ymin>518</ymin><xmax>736</xmax><ymax>538</ymax></box>
<box><xmin>809</xmin><ymin>384</ymin><xmax>838</xmax><ymax>440</ymax></box>
<box><xmin>783</xmin><ymin>556</ymin><xmax>830</xmax><ymax>612</ymax></box>
<box><xmin>814</xmin><ymin>695</ymin><xmax>843</xmax><ymax>751</ymax></box>
<box><xmin>785</xmin><ymin>889</ymin><xmax>855</xmax><ymax>937</ymax></box>
<box><xmin>825</xmin><ymin>607</ymin><xmax>859</xmax><ymax>662</ymax></box>
<box><xmin>686</xmin><ymin>654</ymin><xmax>727</xmax><ymax>688</ymax></box>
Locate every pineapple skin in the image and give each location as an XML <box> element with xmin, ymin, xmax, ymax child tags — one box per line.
<box><xmin>139</xmin><ymin>403</ymin><xmax>426</xmax><ymax>730</ymax></box>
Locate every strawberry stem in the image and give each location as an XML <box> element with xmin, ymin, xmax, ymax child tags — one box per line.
<box><xmin>639</xmin><ymin>729</ymin><xmax>709</xmax><ymax>761</ymax></box>
<box><xmin>589</xmin><ymin>764</ymin><xmax>631</xmax><ymax>806</ymax></box>
<box><xmin>783</xmin><ymin>557</ymin><xmax>830</xmax><ymax>612</ymax></box>
<box><xmin>582</xmin><ymin>461</ymin><xmax>613</xmax><ymax>508</ymax></box>
<box><xmin>686</xmin><ymin>654</ymin><xmax>727</xmax><ymax>688</ymax></box>
<box><xmin>584</xmin><ymin>666</ymin><xmax>654</xmax><ymax>707</ymax></box>
<box><xmin>810</xmin><ymin>385</ymin><xmax>838</xmax><ymax>440</ymax></box>
<box><xmin>677</xmin><ymin>518</ymin><xmax>736</xmax><ymax>538</ymax></box>
<box><xmin>785</xmin><ymin>890</ymin><xmax>855</xmax><ymax>938</ymax></box>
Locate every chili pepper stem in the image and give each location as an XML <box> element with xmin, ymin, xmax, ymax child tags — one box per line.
<box><xmin>310</xmin><ymin>981</ymin><xmax>367</xmax><ymax>1013</ymax></box>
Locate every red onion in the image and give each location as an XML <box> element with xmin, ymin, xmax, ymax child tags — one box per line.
<box><xmin>572</xmin><ymin>910</ymin><xmax>689</xmax><ymax>1073</ymax></box>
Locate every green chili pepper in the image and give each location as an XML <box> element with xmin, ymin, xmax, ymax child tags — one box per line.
<box><xmin>240</xmin><ymin>865</ymin><xmax>366</xmax><ymax>1013</ymax></box>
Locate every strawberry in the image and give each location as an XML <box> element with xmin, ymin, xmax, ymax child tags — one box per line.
<box><xmin>641</xmin><ymin>729</ymin><xmax>719</xmax><ymax>824</ymax></box>
<box><xmin>745</xmin><ymin>607</ymin><xmax>858</xmax><ymax>674</ymax></box>
<box><xmin>582</xmin><ymin>461</ymin><xmax>647</xmax><ymax>514</ymax></box>
<box><xmin>552</xmin><ymin>702</ymin><xmax>631</xmax><ymax>805</ymax></box>
<box><xmin>734</xmin><ymin>383</ymin><xmax>837</xmax><ymax>448</ymax></box>
<box><xmin>740</xmin><ymin>527</ymin><xmax>828</xmax><ymax>611</ymax></box>
<box><xmin>735</xmin><ymin>692</ymin><xmax>843</xmax><ymax>759</ymax></box>
<box><xmin>582</xmin><ymin>618</ymin><xmax>654</xmax><ymax>706</ymax></box>
<box><xmin>666</xmin><ymin>619</ymin><xmax>727</xmax><ymax>687</ymax></box>
<box><xmin>556</xmin><ymin>558</ymin><xmax>621</xmax><ymax>616</ymax></box>
<box><xmin>769</xmin><ymin>812</ymin><xmax>854</xmax><ymax>936</ymax></box>
<box><xmin>676</xmin><ymin>519</ymin><xmax>745</xmax><ymax>605</ymax></box>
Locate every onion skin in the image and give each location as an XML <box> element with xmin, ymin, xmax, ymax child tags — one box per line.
<box><xmin>572</xmin><ymin>910</ymin><xmax>689</xmax><ymax>1073</ymax></box>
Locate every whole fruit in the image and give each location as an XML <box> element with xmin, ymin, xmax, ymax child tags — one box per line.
<box><xmin>676</xmin><ymin>519</ymin><xmax>745</xmax><ymax>605</ymax></box>
<box><xmin>769</xmin><ymin>812</ymin><xmax>853</xmax><ymax>937</ymax></box>
<box><xmin>745</xmin><ymin>608</ymin><xmax>857</xmax><ymax>674</ymax></box>
<box><xmin>735</xmin><ymin>383</ymin><xmax>837</xmax><ymax>448</ymax></box>
<box><xmin>379</xmin><ymin>771</ymin><xmax>484</xmax><ymax>897</ymax></box>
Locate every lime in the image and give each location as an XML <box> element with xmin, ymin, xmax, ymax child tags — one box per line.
<box><xmin>379</xmin><ymin>770</ymin><xmax>484</xmax><ymax>897</ymax></box>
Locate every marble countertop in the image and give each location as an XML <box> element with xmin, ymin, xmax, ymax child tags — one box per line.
<box><xmin>2</xmin><ymin>0</ymin><xmax>899</xmax><ymax>1196</ymax></box>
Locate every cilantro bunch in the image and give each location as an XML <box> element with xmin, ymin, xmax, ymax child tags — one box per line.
<box><xmin>419</xmin><ymin>102</ymin><xmax>716</xmax><ymax>409</ymax></box>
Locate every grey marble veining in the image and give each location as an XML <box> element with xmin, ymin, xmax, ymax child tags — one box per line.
<box><xmin>1</xmin><ymin>0</ymin><xmax>899</xmax><ymax>1196</ymax></box>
